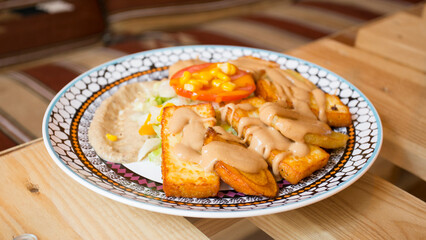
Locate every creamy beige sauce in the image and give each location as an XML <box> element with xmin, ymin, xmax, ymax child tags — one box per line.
<box><xmin>259</xmin><ymin>102</ymin><xmax>330</xmax><ymax>141</ymax></box>
<box><xmin>217</xmin><ymin>62</ymin><xmax>332</xmax><ymax>178</ymax></box>
<box><xmin>259</xmin><ymin>101</ymin><xmax>330</xmax><ymax>156</ymax></box>
<box><xmin>170</xmin><ymin>108</ymin><xmax>207</xmax><ymax>151</ymax></box>
<box><xmin>271</xmin><ymin>152</ymin><xmax>289</xmax><ymax>180</ymax></box>
<box><xmin>200</xmin><ymin>141</ymin><xmax>267</xmax><ymax>173</ymax></box>
<box><xmin>212</xmin><ymin>126</ymin><xmax>244</xmax><ymax>143</ymax></box>
<box><xmin>312</xmin><ymin>88</ymin><xmax>327</xmax><ymax>122</ymax></box>
<box><xmin>265</xmin><ymin>68</ymin><xmax>326</xmax><ymax>122</ymax></box>
<box><xmin>230</xmin><ymin>57</ymin><xmax>278</xmax><ymax>79</ymax></box>
<box><xmin>219</xmin><ymin>103</ymin><xmax>255</xmax><ymax>123</ymax></box>
<box><xmin>236</xmin><ymin>103</ymin><xmax>256</xmax><ymax>111</ymax></box>
<box><xmin>171</xmin><ymin>107</ymin><xmax>266</xmax><ymax>173</ymax></box>
<box><xmin>88</xmin><ymin>82</ymin><xmax>158</xmax><ymax>163</ymax></box>
<box><xmin>168</xmin><ymin>59</ymin><xmax>206</xmax><ymax>79</ymax></box>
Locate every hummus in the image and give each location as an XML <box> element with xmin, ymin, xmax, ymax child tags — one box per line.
<box><xmin>88</xmin><ymin>81</ymin><xmax>157</xmax><ymax>163</ymax></box>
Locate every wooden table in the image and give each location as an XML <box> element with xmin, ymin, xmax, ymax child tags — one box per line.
<box><xmin>1</xmin><ymin>7</ymin><xmax>425</xmax><ymax>240</ymax></box>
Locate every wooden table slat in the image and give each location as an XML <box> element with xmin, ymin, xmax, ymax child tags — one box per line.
<box><xmin>356</xmin><ymin>12</ymin><xmax>426</xmax><ymax>72</ymax></box>
<box><xmin>2</xmin><ymin>9</ymin><xmax>426</xmax><ymax>238</ymax></box>
<box><xmin>286</xmin><ymin>38</ymin><xmax>426</xmax><ymax>180</ymax></box>
<box><xmin>0</xmin><ymin>141</ymin><xmax>208</xmax><ymax>240</ymax></box>
<box><xmin>250</xmin><ymin>173</ymin><xmax>426</xmax><ymax>239</ymax></box>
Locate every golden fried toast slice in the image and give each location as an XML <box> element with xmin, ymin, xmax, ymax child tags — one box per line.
<box><xmin>204</xmin><ymin>128</ymin><xmax>278</xmax><ymax>197</ymax></box>
<box><xmin>269</xmin><ymin>146</ymin><xmax>329</xmax><ymax>184</ymax></box>
<box><xmin>161</xmin><ymin>104</ymin><xmax>219</xmax><ymax>198</ymax></box>
<box><xmin>255</xmin><ymin>78</ymin><xmax>352</xmax><ymax>127</ymax></box>
<box><xmin>221</xmin><ymin>97</ymin><xmax>331</xmax><ymax>184</ymax></box>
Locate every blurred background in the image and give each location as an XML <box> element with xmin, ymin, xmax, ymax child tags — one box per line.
<box><xmin>0</xmin><ymin>1</ymin><xmax>424</xmax><ymax>238</ymax></box>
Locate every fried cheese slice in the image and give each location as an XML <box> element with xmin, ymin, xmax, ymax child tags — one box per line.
<box><xmin>256</xmin><ymin>78</ymin><xmax>352</xmax><ymax>127</ymax></box>
<box><xmin>269</xmin><ymin>147</ymin><xmax>329</xmax><ymax>184</ymax></box>
<box><xmin>222</xmin><ymin>97</ymin><xmax>330</xmax><ymax>184</ymax></box>
<box><xmin>161</xmin><ymin>103</ymin><xmax>219</xmax><ymax>198</ymax></box>
<box><xmin>204</xmin><ymin>127</ymin><xmax>278</xmax><ymax>198</ymax></box>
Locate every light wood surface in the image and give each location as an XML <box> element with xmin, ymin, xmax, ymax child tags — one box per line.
<box><xmin>1</xmin><ymin>9</ymin><xmax>426</xmax><ymax>239</ymax></box>
<box><xmin>356</xmin><ymin>12</ymin><xmax>426</xmax><ymax>72</ymax></box>
<box><xmin>250</xmin><ymin>173</ymin><xmax>426</xmax><ymax>239</ymax></box>
<box><xmin>422</xmin><ymin>3</ymin><xmax>426</xmax><ymax>19</ymax></box>
<box><xmin>0</xmin><ymin>140</ymin><xmax>208</xmax><ymax>240</ymax></box>
<box><xmin>1</xmin><ymin>141</ymin><xmax>425</xmax><ymax>239</ymax></box>
<box><xmin>286</xmin><ymin>38</ymin><xmax>426</xmax><ymax>181</ymax></box>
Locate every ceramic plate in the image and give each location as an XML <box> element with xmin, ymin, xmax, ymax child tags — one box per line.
<box><xmin>43</xmin><ymin>45</ymin><xmax>382</xmax><ymax>218</ymax></box>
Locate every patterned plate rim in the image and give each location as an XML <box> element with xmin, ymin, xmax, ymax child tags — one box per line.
<box><xmin>42</xmin><ymin>45</ymin><xmax>383</xmax><ymax>218</ymax></box>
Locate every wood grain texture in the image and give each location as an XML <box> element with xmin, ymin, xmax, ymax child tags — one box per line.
<box><xmin>423</xmin><ymin>4</ymin><xmax>426</xmax><ymax>19</ymax></box>
<box><xmin>0</xmin><ymin>141</ymin><xmax>208</xmax><ymax>240</ymax></box>
<box><xmin>250</xmin><ymin>173</ymin><xmax>426</xmax><ymax>239</ymax></box>
<box><xmin>286</xmin><ymin>38</ymin><xmax>426</xmax><ymax>180</ymax></box>
<box><xmin>356</xmin><ymin>12</ymin><xmax>426</xmax><ymax>72</ymax></box>
<box><xmin>0</xmin><ymin>75</ymin><xmax>48</xmax><ymax>138</ymax></box>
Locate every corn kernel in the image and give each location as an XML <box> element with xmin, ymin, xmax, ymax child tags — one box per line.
<box><xmin>192</xmin><ymin>72</ymin><xmax>200</xmax><ymax>78</ymax></box>
<box><xmin>188</xmin><ymin>80</ymin><xmax>203</xmax><ymax>88</ymax></box>
<box><xmin>106</xmin><ymin>133</ymin><xmax>118</xmax><ymax>141</ymax></box>
<box><xmin>221</xmin><ymin>82</ymin><xmax>236</xmax><ymax>91</ymax></box>
<box><xmin>229</xmin><ymin>64</ymin><xmax>237</xmax><ymax>75</ymax></box>
<box><xmin>184</xmin><ymin>83</ymin><xmax>196</xmax><ymax>91</ymax></box>
<box><xmin>182</xmin><ymin>71</ymin><xmax>191</xmax><ymax>80</ymax></box>
<box><xmin>180</xmin><ymin>71</ymin><xmax>192</xmax><ymax>84</ymax></box>
<box><xmin>218</xmin><ymin>63</ymin><xmax>237</xmax><ymax>75</ymax></box>
<box><xmin>212</xmin><ymin>79</ymin><xmax>223</xmax><ymax>87</ymax></box>
<box><xmin>217</xmin><ymin>72</ymin><xmax>231</xmax><ymax>82</ymax></box>
<box><xmin>157</xmin><ymin>103</ymin><xmax>175</xmax><ymax>121</ymax></box>
<box><xmin>200</xmin><ymin>71</ymin><xmax>213</xmax><ymax>81</ymax></box>
<box><xmin>197</xmin><ymin>79</ymin><xmax>209</xmax><ymax>86</ymax></box>
<box><xmin>210</xmin><ymin>68</ymin><xmax>222</xmax><ymax>76</ymax></box>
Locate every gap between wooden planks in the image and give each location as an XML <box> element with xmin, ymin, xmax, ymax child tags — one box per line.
<box><xmin>285</xmin><ymin>38</ymin><xmax>426</xmax><ymax>181</ymax></box>
<box><xmin>0</xmin><ymin>141</ymin><xmax>208</xmax><ymax>240</ymax></box>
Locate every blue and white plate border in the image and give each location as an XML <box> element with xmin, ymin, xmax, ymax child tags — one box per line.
<box><xmin>42</xmin><ymin>45</ymin><xmax>382</xmax><ymax>218</ymax></box>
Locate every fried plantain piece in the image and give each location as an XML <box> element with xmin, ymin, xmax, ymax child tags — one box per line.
<box><xmin>255</xmin><ymin>77</ymin><xmax>352</xmax><ymax>127</ymax></box>
<box><xmin>221</xmin><ymin>97</ymin><xmax>330</xmax><ymax>184</ymax></box>
<box><xmin>161</xmin><ymin>104</ymin><xmax>220</xmax><ymax>198</ymax></box>
<box><xmin>205</xmin><ymin>127</ymin><xmax>278</xmax><ymax>197</ymax></box>
<box><xmin>269</xmin><ymin>146</ymin><xmax>329</xmax><ymax>184</ymax></box>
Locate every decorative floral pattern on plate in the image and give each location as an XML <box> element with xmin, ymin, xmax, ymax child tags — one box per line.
<box><xmin>43</xmin><ymin>45</ymin><xmax>382</xmax><ymax>218</ymax></box>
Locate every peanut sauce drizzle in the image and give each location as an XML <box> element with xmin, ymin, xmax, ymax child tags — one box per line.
<box><xmin>170</xmin><ymin>107</ymin><xmax>266</xmax><ymax>173</ymax></box>
<box><xmin>218</xmin><ymin>66</ymin><xmax>330</xmax><ymax>178</ymax></box>
<box><xmin>169</xmin><ymin>60</ymin><xmax>330</xmax><ymax>179</ymax></box>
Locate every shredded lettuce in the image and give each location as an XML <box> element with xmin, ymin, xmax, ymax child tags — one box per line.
<box><xmin>146</xmin><ymin>96</ymin><xmax>173</xmax><ymax>106</ymax></box>
<box><xmin>152</xmin><ymin>124</ymin><xmax>161</xmax><ymax>137</ymax></box>
<box><xmin>222</xmin><ymin>123</ymin><xmax>238</xmax><ymax>136</ymax></box>
<box><xmin>137</xmin><ymin>138</ymin><xmax>161</xmax><ymax>161</ymax></box>
<box><xmin>147</xmin><ymin>146</ymin><xmax>162</xmax><ymax>164</ymax></box>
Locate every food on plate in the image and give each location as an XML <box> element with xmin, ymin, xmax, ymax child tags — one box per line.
<box><xmin>256</xmin><ymin>78</ymin><xmax>351</xmax><ymax>127</ymax></box>
<box><xmin>161</xmin><ymin>103</ymin><xmax>220</xmax><ymax>198</ymax></box>
<box><xmin>89</xmin><ymin>55</ymin><xmax>352</xmax><ymax>198</ymax></box>
<box><xmin>169</xmin><ymin>62</ymin><xmax>256</xmax><ymax>102</ymax></box>
<box><xmin>204</xmin><ymin>127</ymin><xmax>278</xmax><ymax>197</ymax></box>
<box><xmin>88</xmin><ymin>82</ymin><xmax>159</xmax><ymax>163</ymax></box>
<box><xmin>220</xmin><ymin>97</ymin><xmax>330</xmax><ymax>184</ymax></box>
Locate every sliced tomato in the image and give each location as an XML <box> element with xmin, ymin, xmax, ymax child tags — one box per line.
<box><xmin>170</xmin><ymin>63</ymin><xmax>256</xmax><ymax>102</ymax></box>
